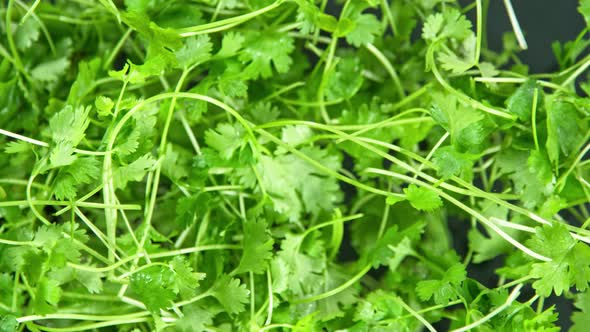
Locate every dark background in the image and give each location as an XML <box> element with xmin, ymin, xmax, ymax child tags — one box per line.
<box><xmin>467</xmin><ymin>0</ymin><xmax>586</xmax><ymax>73</ymax></box>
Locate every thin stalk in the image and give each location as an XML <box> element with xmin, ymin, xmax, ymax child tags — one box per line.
<box><xmin>451</xmin><ymin>284</ymin><xmax>523</xmax><ymax>332</ymax></box>
<box><xmin>365</xmin><ymin>43</ymin><xmax>405</xmax><ymax>98</ymax></box>
<box><xmin>177</xmin><ymin>0</ymin><xmax>285</xmax><ymax>37</ymax></box>
<box><xmin>502</xmin><ymin>0</ymin><xmax>527</xmax><ymax>50</ymax></box>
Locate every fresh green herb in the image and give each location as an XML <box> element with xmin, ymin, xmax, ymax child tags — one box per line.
<box><xmin>1</xmin><ymin>0</ymin><xmax>590</xmax><ymax>331</ymax></box>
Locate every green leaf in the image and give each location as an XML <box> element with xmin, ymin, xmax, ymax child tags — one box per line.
<box><xmin>235</xmin><ymin>219</ymin><xmax>274</xmax><ymax>274</ymax></box>
<box><xmin>53</xmin><ymin>157</ymin><xmax>100</xmax><ymax>200</ymax></box>
<box><xmin>505</xmin><ymin>80</ymin><xmax>538</xmax><ymax>122</ymax></box>
<box><xmin>527</xmin><ymin>223</ymin><xmax>590</xmax><ymax>296</ymax></box>
<box><xmin>34</xmin><ymin>277</ymin><xmax>62</xmax><ymax>314</ymax></box>
<box><xmin>95</xmin><ymin>96</ymin><xmax>114</xmax><ymax>117</ymax></box>
<box><xmin>432</xmin><ymin>146</ymin><xmax>475</xmax><ymax>181</ymax></box>
<box><xmin>114</xmin><ymin>154</ymin><xmax>156</xmax><ymax>189</ymax></box>
<box><xmin>217</xmin><ymin>32</ymin><xmax>245</xmax><ymax>58</ymax></box>
<box><xmin>440</xmin><ymin>9</ymin><xmax>472</xmax><ymax>40</ymax></box>
<box><xmin>239</xmin><ymin>32</ymin><xmax>294</xmax><ymax>79</ymax></box>
<box><xmin>176</xmin><ymin>304</ymin><xmax>214</xmax><ymax>332</ymax></box>
<box><xmin>175</xmin><ymin>193</ymin><xmax>211</xmax><ymax>228</ymax></box>
<box><xmin>326</xmin><ymin>56</ymin><xmax>364</xmax><ymax>101</ymax></box>
<box><xmin>75</xmin><ymin>269</ymin><xmax>103</xmax><ymax>294</ymax></box>
<box><xmin>130</xmin><ymin>266</ymin><xmax>176</xmax><ymax>312</ymax></box>
<box><xmin>416</xmin><ymin>263</ymin><xmax>466</xmax><ymax>305</ymax></box>
<box><xmin>15</xmin><ymin>18</ymin><xmax>40</xmax><ymax>51</ymax></box>
<box><xmin>4</xmin><ymin>141</ymin><xmax>30</xmax><ymax>154</ymax></box>
<box><xmin>579</xmin><ymin>0</ymin><xmax>590</xmax><ymax>27</ymax></box>
<box><xmin>31</xmin><ymin>57</ymin><xmax>70</xmax><ymax>83</ymax></box>
<box><xmin>353</xmin><ymin>290</ymin><xmax>402</xmax><ymax>324</ymax></box>
<box><xmin>345</xmin><ymin>12</ymin><xmax>381</xmax><ymax>47</ymax></box>
<box><xmin>546</xmin><ymin>99</ymin><xmax>586</xmax><ymax>165</ymax></box>
<box><xmin>422</xmin><ymin>8</ymin><xmax>472</xmax><ymax>42</ymax></box>
<box><xmin>438</xmin><ymin>50</ymin><xmax>473</xmax><ymax>74</ymax></box>
<box><xmin>204</xmin><ymin>123</ymin><xmax>246</xmax><ymax>160</ymax></box>
<box><xmin>367</xmin><ymin>223</ymin><xmax>424</xmax><ymax>268</ymax></box>
<box><xmin>430</xmin><ymin>93</ymin><xmax>491</xmax><ymax>153</ymax></box>
<box><xmin>67</xmin><ymin>58</ymin><xmax>101</xmax><ymax>106</ymax></box>
<box><xmin>0</xmin><ymin>316</ymin><xmax>18</xmax><ymax>332</ymax></box>
<box><xmin>571</xmin><ymin>291</ymin><xmax>590</xmax><ymax>332</ymax></box>
<box><xmin>49</xmin><ymin>106</ymin><xmax>90</xmax><ymax>147</ymax></box>
<box><xmin>210</xmin><ymin>275</ymin><xmax>249</xmax><ymax>314</ymax></box>
<box><xmin>170</xmin><ymin>256</ymin><xmax>205</xmax><ymax>296</ymax></box>
<box><xmin>403</xmin><ymin>184</ymin><xmax>443</xmax><ymax>212</ymax></box>
<box><xmin>422</xmin><ymin>13</ymin><xmax>444</xmax><ymax>41</ymax></box>
<box><xmin>253</xmin><ymin>147</ymin><xmax>342</xmax><ymax>220</ymax></box>
<box><xmin>175</xmin><ymin>35</ymin><xmax>212</xmax><ymax>68</ymax></box>
<box><xmin>280</xmin><ymin>125</ymin><xmax>313</xmax><ymax>148</ymax></box>
<box><xmin>49</xmin><ymin>141</ymin><xmax>77</xmax><ymax>168</ymax></box>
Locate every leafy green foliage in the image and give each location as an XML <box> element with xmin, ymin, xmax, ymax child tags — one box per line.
<box><xmin>342</xmin><ymin>3</ymin><xmax>382</xmax><ymax>47</ymax></box>
<box><xmin>422</xmin><ymin>8</ymin><xmax>472</xmax><ymax>41</ymax></box>
<box><xmin>546</xmin><ymin>98</ymin><xmax>587</xmax><ymax>165</ymax></box>
<box><xmin>571</xmin><ymin>291</ymin><xmax>590</xmax><ymax>332</ymax></box>
<box><xmin>210</xmin><ymin>275</ymin><xmax>249</xmax><ymax>314</ymax></box>
<box><xmin>505</xmin><ymin>80</ymin><xmax>539</xmax><ymax>121</ymax></box>
<box><xmin>432</xmin><ymin>146</ymin><xmax>475</xmax><ymax>181</ymax></box>
<box><xmin>0</xmin><ymin>0</ymin><xmax>587</xmax><ymax>331</ymax></box>
<box><xmin>0</xmin><ymin>316</ymin><xmax>18</xmax><ymax>332</ymax></box>
<box><xmin>416</xmin><ymin>263</ymin><xmax>466</xmax><ymax>305</ymax></box>
<box><xmin>404</xmin><ymin>184</ymin><xmax>443</xmax><ymax>212</ymax></box>
<box><xmin>130</xmin><ymin>266</ymin><xmax>176</xmax><ymax>312</ymax></box>
<box><xmin>239</xmin><ymin>32</ymin><xmax>295</xmax><ymax>79</ymax></box>
<box><xmin>235</xmin><ymin>219</ymin><xmax>274</xmax><ymax>274</ymax></box>
<box><xmin>527</xmin><ymin>223</ymin><xmax>590</xmax><ymax>296</ymax></box>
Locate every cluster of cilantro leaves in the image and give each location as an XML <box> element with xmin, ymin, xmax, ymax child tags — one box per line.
<box><xmin>1</xmin><ymin>0</ymin><xmax>590</xmax><ymax>331</ymax></box>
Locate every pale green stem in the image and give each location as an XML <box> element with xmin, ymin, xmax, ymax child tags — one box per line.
<box><xmin>451</xmin><ymin>284</ymin><xmax>523</xmax><ymax>332</ymax></box>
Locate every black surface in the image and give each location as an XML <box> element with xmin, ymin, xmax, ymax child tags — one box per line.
<box><xmin>463</xmin><ymin>0</ymin><xmax>586</xmax><ymax>73</ymax></box>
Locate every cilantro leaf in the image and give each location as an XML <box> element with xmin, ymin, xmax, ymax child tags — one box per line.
<box><xmin>15</xmin><ymin>18</ymin><xmax>40</xmax><ymax>51</ymax></box>
<box><xmin>527</xmin><ymin>223</ymin><xmax>590</xmax><ymax>296</ymax></box>
<box><xmin>210</xmin><ymin>275</ymin><xmax>249</xmax><ymax>314</ymax></box>
<box><xmin>33</xmin><ymin>277</ymin><xmax>62</xmax><ymax>314</ymax></box>
<box><xmin>416</xmin><ymin>263</ymin><xmax>466</xmax><ymax>305</ymax></box>
<box><xmin>114</xmin><ymin>154</ymin><xmax>156</xmax><ymax>189</ymax></box>
<box><xmin>579</xmin><ymin>0</ymin><xmax>590</xmax><ymax>27</ymax></box>
<box><xmin>175</xmin><ymin>35</ymin><xmax>212</xmax><ymax>68</ymax></box>
<box><xmin>505</xmin><ymin>80</ymin><xmax>539</xmax><ymax>121</ymax></box>
<box><xmin>343</xmin><ymin>4</ymin><xmax>381</xmax><ymax>47</ymax></box>
<box><xmin>422</xmin><ymin>8</ymin><xmax>472</xmax><ymax>41</ymax></box>
<box><xmin>175</xmin><ymin>193</ymin><xmax>211</xmax><ymax>228</ymax></box>
<box><xmin>571</xmin><ymin>291</ymin><xmax>590</xmax><ymax>332</ymax></box>
<box><xmin>170</xmin><ymin>256</ymin><xmax>204</xmax><ymax>296</ymax></box>
<box><xmin>432</xmin><ymin>146</ymin><xmax>475</xmax><ymax>181</ymax></box>
<box><xmin>422</xmin><ymin>13</ymin><xmax>444</xmax><ymax>41</ymax></box>
<box><xmin>48</xmin><ymin>105</ymin><xmax>90</xmax><ymax>146</ymax></box>
<box><xmin>430</xmin><ymin>93</ymin><xmax>492</xmax><ymax>153</ymax></box>
<box><xmin>130</xmin><ymin>266</ymin><xmax>176</xmax><ymax>312</ymax></box>
<box><xmin>326</xmin><ymin>56</ymin><xmax>364</xmax><ymax>100</ymax></box>
<box><xmin>176</xmin><ymin>304</ymin><xmax>214</xmax><ymax>332</ymax></box>
<box><xmin>404</xmin><ymin>184</ymin><xmax>443</xmax><ymax>212</ymax></box>
<box><xmin>205</xmin><ymin>123</ymin><xmax>247</xmax><ymax>160</ymax></box>
<box><xmin>0</xmin><ymin>316</ymin><xmax>18</xmax><ymax>332</ymax></box>
<box><xmin>235</xmin><ymin>219</ymin><xmax>274</xmax><ymax>274</ymax></box>
<box><xmin>253</xmin><ymin>146</ymin><xmax>342</xmax><ymax>220</ymax></box>
<box><xmin>239</xmin><ymin>32</ymin><xmax>295</xmax><ymax>79</ymax></box>
<box><xmin>95</xmin><ymin>96</ymin><xmax>114</xmax><ymax>117</ymax></box>
<box><xmin>31</xmin><ymin>57</ymin><xmax>70</xmax><ymax>84</ymax></box>
<box><xmin>546</xmin><ymin>99</ymin><xmax>586</xmax><ymax>165</ymax></box>
<box><xmin>217</xmin><ymin>32</ymin><xmax>245</xmax><ymax>58</ymax></box>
